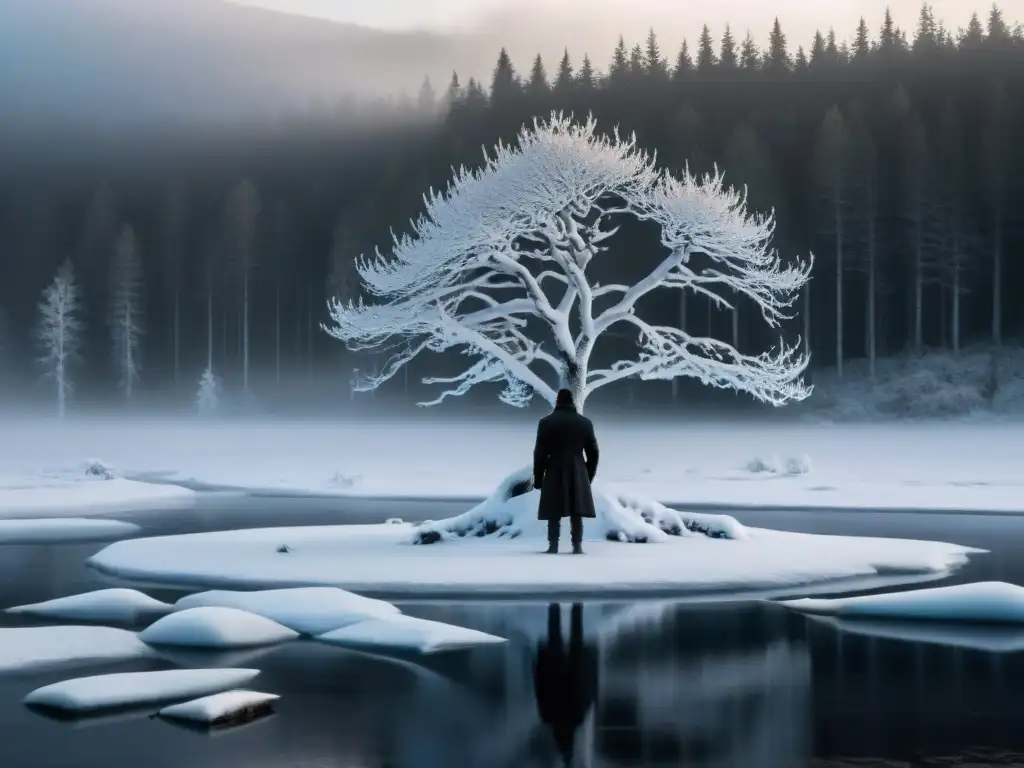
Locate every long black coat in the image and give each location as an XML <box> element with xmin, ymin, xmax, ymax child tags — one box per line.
<box><xmin>533</xmin><ymin>403</ymin><xmax>599</xmax><ymax>521</ymax></box>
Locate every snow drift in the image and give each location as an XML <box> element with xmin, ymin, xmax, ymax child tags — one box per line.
<box><xmin>23</xmin><ymin>669</ymin><xmax>261</xmax><ymax>712</ymax></box>
<box><xmin>140</xmin><ymin>607</ymin><xmax>299</xmax><ymax>648</ymax></box>
<box><xmin>6</xmin><ymin>589</ymin><xmax>172</xmax><ymax>623</ymax></box>
<box><xmin>410</xmin><ymin>466</ymin><xmax>747</xmax><ymax>545</ymax></box>
<box><xmin>157</xmin><ymin>690</ymin><xmax>278</xmax><ymax>726</ymax></box>
<box><xmin>781</xmin><ymin>581</ymin><xmax>1024</xmax><ymax>623</ymax></box>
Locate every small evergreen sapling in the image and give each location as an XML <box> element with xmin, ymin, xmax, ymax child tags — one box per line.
<box><xmin>196</xmin><ymin>367</ymin><xmax>221</xmax><ymax>415</ymax></box>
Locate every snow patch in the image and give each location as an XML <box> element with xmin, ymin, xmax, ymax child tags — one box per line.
<box><xmin>140</xmin><ymin>607</ymin><xmax>298</xmax><ymax>648</ymax></box>
<box><xmin>410</xmin><ymin>466</ymin><xmax>746</xmax><ymax>545</ymax></box>
<box><xmin>0</xmin><ymin>518</ymin><xmax>140</xmax><ymax>544</ymax></box>
<box><xmin>316</xmin><ymin>614</ymin><xmax>507</xmax><ymax>654</ymax></box>
<box><xmin>6</xmin><ymin>588</ymin><xmax>172</xmax><ymax>623</ymax></box>
<box><xmin>173</xmin><ymin>587</ymin><xmax>400</xmax><ymax>636</ymax></box>
<box><xmin>809</xmin><ymin>615</ymin><xmax>1024</xmax><ymax>654</ymax></box>
<box><xmin>0</xmin><ymin>626</ymin><xmax>152</xmax><ymax>673</ymax></box>
<box><xmin>157</xmin><ymin>689</ymin><xmax>278</xmax><ymax>725</ymax></box>
<box><xmin>23</xmin><ymin>668</ymin><xmax>261</xmax><ymax>712</ymax></box>
<box><xmin>0</xmin><ymin>475</ymin><xmax>194</xmax><ymax>519</ymax></box>
<box><xmin>781</xmin><ymin>581</ymin><xmax>1024</xmax><ymax>623</ymax></box>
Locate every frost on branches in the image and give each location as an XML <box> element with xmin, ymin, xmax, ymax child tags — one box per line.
<box><xmin>196</xmin><ymin>367</ymin><xmax>221</xmax><ymax>415</ymax></box>
<box><xmin>38</xmin><ymin>260</ymin><xmax>83</xmax><ymax>418</ymax></box>
<box><xmin>323</xmin><ymin>113</ymin><xmax>812</xmax><ymax>410</ymax></box>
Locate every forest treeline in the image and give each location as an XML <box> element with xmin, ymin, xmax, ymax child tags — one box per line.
<box><xmin>0</xmin><ymin>3</ymin><xmax>1021</xmax><ymax>407</ymax></box>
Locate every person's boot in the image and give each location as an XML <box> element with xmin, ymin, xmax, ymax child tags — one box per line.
<box><xmin>571</xmin><ymin>516</ymin><xmax>584</xmax><ymax>554</ymax></box>
<box><xmin>545</xmin><ymin>519</ymin><xmax>559</xmax><ymax>554</ymax></box>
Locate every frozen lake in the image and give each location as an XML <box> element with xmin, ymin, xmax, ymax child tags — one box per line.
<box><xmin>2</xmin><ymin>496</ymin><xmax>1024</xmax><ymax>766</ymax></box>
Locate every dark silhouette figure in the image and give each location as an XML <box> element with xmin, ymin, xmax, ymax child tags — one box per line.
<box><xmin>533</xmin><ymin>388</ymin><xmax>599</xmax><ymax>554</ymax></box>
<box><xmin>533</xmin><ymin>603</ymin><xmax>599</xmax><ymax>766</ymax></box>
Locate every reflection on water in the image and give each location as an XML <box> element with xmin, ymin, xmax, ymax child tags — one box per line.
<box><xmin>3</xmin><ymin>539</ymin><xmax>1024</xmax><ymax>765</ymax></box>
<box><xmin>2</xmin><ymin>595</ymin><xmax>1024</xmax><ymax>766</ymax></box>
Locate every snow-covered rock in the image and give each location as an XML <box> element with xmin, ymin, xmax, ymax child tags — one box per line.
<box><xmin>173</xmin><ymin>587</ymin><xmax>400</xmax><ymax>636</ymax></box>
<box><xmin>157</xmin><ymin>690</ymin><xmax>278</xmax><ymax>725</ymax></box>
<box><xmin>316</xmin><ymin>615</ymin><xmax>507</xmax><ymax>654</ymax></box>
<box><xmin>0</xmin><ymin>626</ymin><xmax>153</xmax><ymax>673</ymax></box>
<box><xmin>140</xmin><ymin>607</ymin><xmax>299</xmax><ymax>648</ymax></box>
<box><xmin>0</xmin><ymin>518</ymin><xmax>140</xmax><ymax>543</ymax></box>
<box><xmin>6</xmin><ymin>588</ymin><xmax>172</xmax><ymax>623</ymax></box>
<box><xmin>781</xmin><ymin>581</ymin><xmax>1024</xmax><ymax>623</ymax></box>
<box><xmin>411</xmin><ymin>466</ymin><xmax>747</xmax><ymax>545</ymax></box>
<box><xmin>23</xmin><ymin>668</ymin><xmax>260</xmax><ymax>712</ymax></box>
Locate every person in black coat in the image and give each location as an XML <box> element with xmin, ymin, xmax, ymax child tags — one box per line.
<box><xmin>533</xmin><ymin>388</ymin><xmax>599</xmax><ymax>554</ymax></box>
<box><xmin>533</xmin><ymin>603</ymin><xmax>598</xmax><ymax>767</ymax></box>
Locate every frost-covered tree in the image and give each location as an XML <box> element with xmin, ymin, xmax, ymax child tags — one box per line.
<box><xmin>38</xmin><ymin>260</ymin><xmax>82</xmax><ymax>418</ymax></box>
<box><xmin>324</xmin><ymin>113</ymin><xmax>812</xmax><ymax>412</ymax></box>
<box><xmin>196</xmin><ymin>366</ymin><xmax>221</xmax><ymax>415</ymax></box>
<box><xmin>110</xmin><ymin>225</ymin><xmax>144</xmax><ymax>399</ymax></box>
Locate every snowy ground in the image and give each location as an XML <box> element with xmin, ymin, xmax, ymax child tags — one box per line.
<box><xmin>88</xmin><ymin>520</ymin><xmax>979</xmax><ymax>598</ymax></box>
<box><xmin>0</xmin><ymin>463</ymin><xmax>194</xmax><ymax>519</ymax></box>
<box><xmin>1</xmin><ymin>416</ymin><xmax>1021</xmax><ymax>513</ymax></box>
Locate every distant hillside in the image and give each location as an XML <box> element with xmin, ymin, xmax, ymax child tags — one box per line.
<box><xmin>0</xmin><ymin>0</ymin><xmax>465</xmax><ymax>129</ymax></box>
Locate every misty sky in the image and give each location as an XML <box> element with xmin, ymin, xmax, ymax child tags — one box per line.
<box><xmin>236</xmin><ymin>0</ymin><xmax>987</xmax><ymax>49</ymax></box>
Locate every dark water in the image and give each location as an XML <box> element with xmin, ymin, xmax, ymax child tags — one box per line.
<box><xmin>3</xmin><ymin>497</ymin><xmax>1024</xmax><ymax>767</ymax></box>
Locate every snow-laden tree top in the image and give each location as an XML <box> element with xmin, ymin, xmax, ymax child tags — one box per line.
<box><xmin>324</xmin><ymin>113</ymin><xmax>812</xmax><ymax>410</ymax></box>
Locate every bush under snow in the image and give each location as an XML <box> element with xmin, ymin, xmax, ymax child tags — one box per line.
<box><xmin>411</xmin><ymin>466</ymin><xmax>748</xmax><ymax>545</ymax></box>
<box><xmin>81</xmin><ymin>459</ymin><xmax>116</xmax><ymax>479</ymax></box>
<box><xmin>806</xmin><ymin>344</ymin><xmax>1024</xmax><ymax>421</ymax></box>
<box><xmin>743</xmin><ymin>455</ymin><xmax>812</xmax><ymax>476</ymax></box>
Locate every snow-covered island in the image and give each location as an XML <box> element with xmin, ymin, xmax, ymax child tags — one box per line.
<box><xmin>89</xmin><ymin>466</ymin><xmax>982</xmax><ymax>598</ymax></box>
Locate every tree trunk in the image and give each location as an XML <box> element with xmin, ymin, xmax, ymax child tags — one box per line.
<box><xmin>275</xmin><ymin>286</ymin><xmax>281</xmax><ymax>388</ymax></box>
<box><xmin>172</xmin><ymin>288</ymin><xmax>180</xmax><ymax>387</ymax></box>
<box><xmin>295</xmin><ymin>293</ymin><xmax>302</xmax><ymax>367</ymax></box>
<box><xmin>913</xmin><ymin>203</ymin><xmax>923</xmax><ymax>353</ymax></box>
<box><xmin>835</xmin><ymin>193</ymin><xmax>844</xmax><ymax>379</ymax></box>
<box><xmin>242</xmin><ymin>276</ymin><xmax>249</xmax><ymax>392</ymax></box>
<box><xmin>939</xmin><ymin>287</ymin><xmax>947</xmax><ymax>347</ymax></box>
<box><xmin>124</xmin><ymin>305</ymin><xmax>132</xmax><ymax>400</ymax></box>
<box><xmin>801</xmin><ymin>282</ymin><xmax>810</xmax><ymax>357</ymax></box>
<box><xmin>306</xmin><ymin>285</ymin><xmax>313</xmax><ymax>384</ymax></box>
<box><xmin>671</xmin><ymin>292</ymin><xmax>687</xmax><ymax>405</ymax></box>
<box><xmin>867</xmin><ymin>223</ymin><xmax>876</xmax><ymax>378</ymax></box>
<box><xmin>952</xmin><ymin>261</ymin><xmax>961</xmax><ymax>355</ymax></box>
<box><xmin>56</xmin><ymin>358</ymin><xmax>65</xmax><ymax>419</ymax></box>
<box><xmin>992</xmin><ymin>208</ymin><xmax>1002</xmax><ymax>345</ymax></box>
<box><xmin>206</xmin><ymin>289</ymin><xmax>213</xmax><ymax>371</ymax></box>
